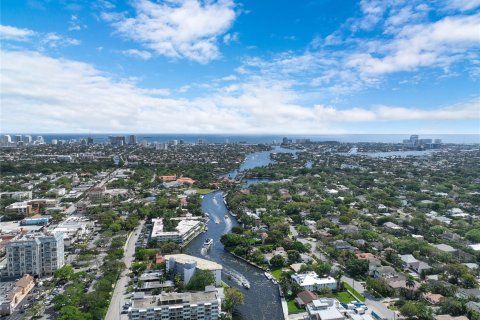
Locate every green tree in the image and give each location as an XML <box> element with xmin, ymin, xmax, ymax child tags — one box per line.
<box><xmin>223</xmin><ymin>287</ymin><xmax>245</xmax><ymax>313</ymax></box>
<box><xmin>58</xmin><ymin>306</ymin><xmax>92</xmax><ymax>320</ymax></box>
<box><xmin>466</xmin><ymin>229</ymin><xmax>480</xmax><ymax>242</ymax></box>
<box><xmin>399</xmin><ymin>301</ymin><xmax>432</xmax><ymax>320</ymax></box>
<box><xmin>345</xmin><ymin>258</ymin><xmax>368</xmax><ymax>279</ymax></box>
<box><xmin>270</xmin><ymin>255</ymin><xmax>285</xmax><ymax>268</ymax></box>
<box><xmin>185</xmin><ymin>270</ymin><xmax>215</xmax><ymax>291</ymax></box>
<box><xmin>54</xmin><ymin>265</ymin><xmax>75</xmax><ymax>282</ymax></box>
<box><xmin>439</xmin><ymin>298</ymin><xmax>465</xmax><ymax>316</ymax></box>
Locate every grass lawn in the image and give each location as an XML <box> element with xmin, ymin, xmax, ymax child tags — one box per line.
<box><xmin>270</xmin><ymin>268</ymin><xmax>283</xmax><ymax>281</ymax></box>
<box><xmin>287</xmin><ymin>299</ymin><xmax>303</xmax><ymax>314</ymax></box>
<box><xmin>335</xmin><ymin>291</ymin><xmax>355</xmax><ymax>304</ymax></box>
<box><xmin>343</xmin><ymin>282</ymin><xmax>366</xmax><ymax>302</ymax></box>
<box><xmin>196</xmin><ymin>188</ymin><xmax>214</xmax><ymax>195</ymax></box>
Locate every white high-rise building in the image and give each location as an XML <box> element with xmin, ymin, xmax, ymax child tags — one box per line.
<box><xmin>3</xmin><ymin>135</ymin><xmax>12</xmax><ymax>144</ymax></box>
<box><xmin>24</xmin><ymin>135</ymin><xmax>32</xmax><ymax>144</ymax></box>
<box><xmin>5</xmin><ymin>233</ymin><xmax>64</xmax><ymax>277</ymax></box>
<box><xmin>35</xmin><ymin>136</ymin><xmax>45</xmax><ymax>144</ymax></box>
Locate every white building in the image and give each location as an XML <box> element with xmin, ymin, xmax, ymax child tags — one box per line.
<box><xmin>0</xmin><ymin>191</ymin><xmax>32</xmax><ymax>201</ymax></box>
<box><xmin>151</xmin><ymin>217</ymin><xmax>202</xmax><ymax>244</ymax></box>
<box><xmin>128</xmin><ymin>288</ymin><xmax>221</xmax><ymax>320</ymax></box>
<box><xmin>306</xmin><ymin>298</ymin><xmax>346</xmax><ymax>320</ymax></box>
<box><xmin>5</xmin><ymin>232</ymin><xmax>64</xmax><ymax>277</ymax></box>
<box><xmin>165</xmin><ymin>254</ymin><xmax>222</xmax><ymax>286</ymax></box>
<box><xmin>291</xmin><ymin>272</ymin><xmax>337</xmax><ymax>291</ymax></box>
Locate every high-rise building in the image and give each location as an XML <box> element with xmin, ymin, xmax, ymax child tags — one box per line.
<box><xmin>35</xmin><ymin>136</ymin><xmax>45</xmax><ymax>144</ymax></box>
<box><xmin>5</xmin><ymin>233</ymin><xmax>64</xmax><ymax>277</ymax></box>
<box><xmin>109</xmin><ymin>135</ymin><xmax>126</xmax><ymax>146</ymax></box>
<box><xmin>3</xmin><ymin>135</ymin><xmax>12</xmax><ymax>144</ymax></box>
<box><xmin>14</xmin><ymin>135</ymin><xmax>22</xmax><ymax>143</ymax></box>
<box><xmin>87</xmin><ymin>137</ymin><xmax>94</xmax><ymax>145</ymax></box>
<box><xmin>51</xmin><ymin>139</ymin><xmax>58</xmax><ymax>145</ymax></box>
<box><xmin>409</xmin><ymin>135</ymin><xmax>419</xmax><ymax>147</ymax></box>
<box><xmin>24</xmin><ymin>135</ymin><xmax>32</xmax><ymax>144</ymax></box>
<box><xmin>128</xmin><ymin>135</ymin><xmax>137</xmax><ymax>145</ymax></box>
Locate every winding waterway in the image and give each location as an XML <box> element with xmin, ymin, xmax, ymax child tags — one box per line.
<box><xmin>185</xmin><ymin>146</ymin><xmax>300</xmax><ymax>320</ymax></box>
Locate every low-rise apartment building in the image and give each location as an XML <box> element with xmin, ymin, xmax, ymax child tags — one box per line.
<box><xmin>151</xmin><ymin>217</ymin><xmax>202</xmax><ymax>244</ymax></box>
<box><xmin>128</xmin><ymin>288</ymin><xmax>221</xmax><ymax>320</ymax></box>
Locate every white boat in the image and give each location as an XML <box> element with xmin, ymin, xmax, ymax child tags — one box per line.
<box><xmin>203</xmin><ymin>238</ymin><xmax>213</xmax><ymax>249</ymax></box>
<box><xmin>264</xmin><ymin>272</ymin><xmax>273</xmax><ymax>280</ymax></box>
<box><xmin>205</xmin><ymin>213</ymin><xmax>209</xmax><ymax>217</ymax></box>
<box><xmin>224</xmin><ymin>214</ymin><xmax>229</xmax><ymax>219</ymax></box>
<box><xmin>242</xmin><ymin>281</ymin><xmax>250</xmax><ymax>289</ymax></box>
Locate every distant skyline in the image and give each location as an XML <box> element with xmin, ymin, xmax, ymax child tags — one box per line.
<box><xmin>1</xmin><ymin>0</ymin><xmax>479</xmax><ymax>134</ymax></box>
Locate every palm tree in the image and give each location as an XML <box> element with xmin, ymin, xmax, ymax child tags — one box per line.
<box><xmin>334</xmin><ymin>269</ymin><xmax>344</xmax><ymax>291</ymax></box>
<box><xmin>405</xmin><ymin>276</ymin><xmax>415</xmax><ymax>299</ymax></box>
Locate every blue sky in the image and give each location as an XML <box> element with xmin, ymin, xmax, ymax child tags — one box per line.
<box><xmin>1</xmin><ymin>0</ymin><xmax>479</xmax><ymax>134</ymax></box>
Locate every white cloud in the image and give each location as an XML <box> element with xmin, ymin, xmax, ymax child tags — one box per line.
<box><xmin>313</xmin><ymin>99</ymin><xmax>480</xmax><ymax>122</ymax></box>
<box><xmin>103</xmin><ymin>0</ymin><xmax>237</xmax><ymax>63</ymax></box>
<box><xmin>347</xmin><ymin>13</ymin><xmax>480</xmax><ymax>74</ymax></box>
<box><xmin>223</xmin><ymin>32</ymin><xmax>239</xmax><ymax>44</ymax></box>
<box><xmin>1</xmin><ymin>50</ymin><xmax>478</xmax><ymax>134</ymax></box>
<box><xmin>122</xmin><ymin>49</ymin><xmax>152</xmax><ymax>60</ymax></box>
<box><xmin>1</xmin><ymin>24</ymin><xmax>81</xmax><ymax>49</ymax></box>
<box><xmin>39</xmin><ymin>32</ymin><xmax>81</xmax><ymax>48</ymax></box>
<box><xmin>68</xmin><ymin>15</ymin><xmax>84</xmax><ymax>31</ymax></box>
<box><xmin>447</xmin><ymin>0</ymin><xmax>480</xmax><ymax>11</ymax></box>
<box><xmin>0</xmin><ymin>25</ymin><xmax>36</xmax><ymax>41</ymax></box>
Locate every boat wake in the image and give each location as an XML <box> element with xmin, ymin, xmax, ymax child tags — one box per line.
<box><xmin>223</xmin><ymin>266</ymin><xmax>250</xmax><ymax>288</ymax></box>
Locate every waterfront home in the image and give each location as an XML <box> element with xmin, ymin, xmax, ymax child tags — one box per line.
<box><xmin>305</xmin><ymin>298</ymin><xmax>346</xmax><ymax>320</ymax></box>
<box><xmin>291</xmin><ymin>272</ymin><xmax>337</xmax><ymax>291</ymax></box>
<box><xmin>295</xmin><ymin>290</ymin><xmax>319</xmax><ymax>307</ymax></box>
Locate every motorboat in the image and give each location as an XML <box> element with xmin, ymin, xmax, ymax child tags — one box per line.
<box><xmin>203</xmin><ymin>238</ymin><xmax>213</xmax><ymax>249</ymax></box>
<box><xmin>242</xmin><ymin>281</ymin><xmax>250</xmax><ymax>289</ymax></box>
<box><xmin>264</xmin><ymin>272</ymin><xmax>273</xmax><ymax>280</ymax></box>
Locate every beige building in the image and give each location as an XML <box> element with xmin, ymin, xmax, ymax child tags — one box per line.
<box><xmin>0</xmin><ymin>274</ymin><xmax>35</xmax><ymax>315</ymax></box>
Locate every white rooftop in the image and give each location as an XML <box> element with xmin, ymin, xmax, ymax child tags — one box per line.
<box><xmin>165</xmin><ymin>254</ymin><xmax>222</xmax><ymax>271</ymax></box>
<box><xmin>292</xmin><ymin>272</ymin><xmax>336</xmax><ymax>287</ymax></box>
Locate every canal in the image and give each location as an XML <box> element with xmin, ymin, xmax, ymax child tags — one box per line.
<box><xmin>184</xmin><ymin>146</ymin><xmax>300</xmax><ymax>320</ymax></box>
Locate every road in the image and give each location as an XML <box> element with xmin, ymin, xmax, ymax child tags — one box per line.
<box><xmin>342</xmin><ymin>275</ymin><xmax>398</xmax><ymax>320</ymax></box>
<box><xmin>105</xmin><ymin>220</ymin><xmax>145</xmax><ymax>320</ymax></box>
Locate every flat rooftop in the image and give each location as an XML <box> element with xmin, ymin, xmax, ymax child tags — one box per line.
<box><xmin>0</xmin><ymin>221</ymin><xmax>44</xmax><ymax>233</ymax></box>
<box><xmin>165</xmin><ymin>254</ymin><xmax>222</xmax><ymax>271</ymax></box>
<box><xmin>151</xmin><ymin>218</ymin><xmax>201</xmax><ymax>238</ymax></box>
<box><xmin>132</xmin><ymin>290</ymin><xmax>217</xmax><ymax>309</ymax></box>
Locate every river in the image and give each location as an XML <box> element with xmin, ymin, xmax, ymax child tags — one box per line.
<box><xmin>184</xmin><ymin>146</ymin><xmax>300</xmax><ymax>320</ymax></box>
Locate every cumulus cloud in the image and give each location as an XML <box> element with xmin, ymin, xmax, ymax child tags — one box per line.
<box><xmin>122</xmin><ymin>49</ymin><xmax>152</xmax><ymax>60</ymax></box>
<box><xmin>313</xmin><ymin>99</ymin><xmax>480</xmax><ymax>122</ymax></box>
<box><xmin>40</xmin><ymin>32</ymin><xmax>81</xmax><ymax>48</ymax></box>
<box><xmin>103</xmin><ymin>0</ymin><xmax>237</xmax><ymax>63</ymax></box>
<box><xmin>1</xmin><ymin>24</ymin><xmax>80</xmax><ymax>49</ymax></box>
<box><xmin>0</xmin><ymin>25</ymin><xmax>36</xmax><ymax>41</ymax></box>
<box><xmin>1</xmin><ymin>50</ymin><xmax>478</xmax><ymax>134</ymax></box>
<box><xmin>347</xmin><ymin>13</ymin><xmax>480</xmax><ymax>75</ymax></box>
